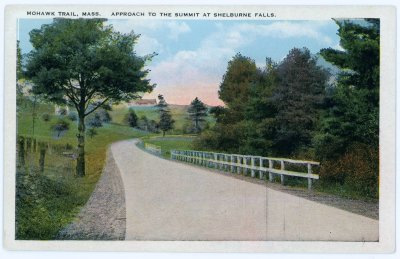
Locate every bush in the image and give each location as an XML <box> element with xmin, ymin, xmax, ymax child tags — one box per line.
<box><xmin>87</xmin><ymin>113</ymin><xmax>103</xmax><ymax>128</ymax></box>
<box><xmin>67</xmin><ymin>112</ymin><xmax>78</xmax><ymax>121</ymax></box>
<box><xmin>42</xmin><ymin>113</ymin><xmax>50</xmax><ymax>122</ymax></box>
<box><xmin>16</xmin><ymin>171</ymin><xmax>75</xmax><ymax>239</ymax></box>
<box><xmin>58</xmin><ymin>107</ymin><xmax>67</xmax><ymax>116</ymax></box>
<box><xmin>97</xmin><ymin>109</ymin><xmax>112</xmax><ymax>123</ymax></box>
<box><xmin>51</xmin><ymin>119</ymin><xmax>70</xmax><ymax>137</ymax></box>
<box><xmin>125</xmin><ymin>109</ymin><xmax>138</xmax><ymax>127</ymax></box>
<box><xmin>319</xmin><ymin>143</ymin><xmax>378</xmax><ymax>199</ymax></box>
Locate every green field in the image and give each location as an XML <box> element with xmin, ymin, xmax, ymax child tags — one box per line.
<box><xmin>110</xmin><ymin>103</ymin><xmax>215</xmax><ymax>134</ymax></box>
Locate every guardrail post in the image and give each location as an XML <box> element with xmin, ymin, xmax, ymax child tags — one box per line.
<box><xmin>214</xmin><ymin>153</ymin><xmax>217</xmax><ymax>169</ymax></box>
<box><xmin>269</xmin><ymin>160</ymin><xmax>273</xmax><ymax>182</ymax></box>
<box><xmin>307</xmin><ymin>163</ymin><xmax>312</xmax><ymax>190</ymax></box>
<box><xmin>259</xmin><ymin>157</ymin><xmax>263</xmax><ymax>179</ymax></box>
<box><xmin>280</xmin><ymin>160</ymin><xmax>285</xmax><ymax>185</ymax></box>
<box><xmin>230</xmin><ymin>155</ymin><xmax>233</xmax><ymax>173</ymax></box>
<box><xmin>251</xmin><ymin>157</ymin><xmax>255</xmax><ymax>178</ymax></box>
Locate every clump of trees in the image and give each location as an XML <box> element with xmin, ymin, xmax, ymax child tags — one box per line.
<box><xmin>195</xmin><ymin>19</ymin><xmax>379</xmax><ymax>198</ymax></box>
<box><xmin>24</xmin><ymin>18</ymin><xmax>155</xmax><ymax>177</ymax></box>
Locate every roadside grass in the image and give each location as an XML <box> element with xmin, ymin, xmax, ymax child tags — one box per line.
<box><xmin>16</xmin><ymin>100</ymin><xmax>148</xmax><ymax>239</ymax></box>
<box><xmin>141</xmin><ymin>135</ymin><xmax>195</xmax><ymax>158</ymax></box>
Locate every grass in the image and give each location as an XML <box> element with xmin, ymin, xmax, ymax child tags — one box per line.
<box><xmin>110</xmin><ymin>103</ymin><xmax>215</xmax><ymax>134</ymax></box>
<box><xmin>141</xmin><ymin>135</ymin><xmax>195</xmax><ymax>158</ymax></box>
<box><xmin>16</xmin><ymin>99</ymin><xmax>149</xmax><ymax>239</ymax></box>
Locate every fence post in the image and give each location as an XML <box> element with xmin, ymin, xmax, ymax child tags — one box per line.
<box><xmin>280</xmin><ymin>160</ymin><xmax>285</xmax><ymax>185</ymax></box>
<box><xmin>269</xmin><ymin>160</ymin><xmax>273</xmax><ymax>182</ymax></box>
<box><xmin>259</xmin><ymin>158</ymin><xmax>263</xmax><ymax>179</ymax></box>
<box><xmin>307</xmin><ymin>163</ymin><xmax>312</xmax><ymax>190</ymax></box>
<box><xmin>251</xmin><ymin>157</ymin><xmax>255</xmax><ymax>178</ymax></box>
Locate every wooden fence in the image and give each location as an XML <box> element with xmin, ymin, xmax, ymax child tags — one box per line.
<box><xmin>171</xmin><ymin>150</ymin><xmax>320</xmax><ymax>190</ymax></box>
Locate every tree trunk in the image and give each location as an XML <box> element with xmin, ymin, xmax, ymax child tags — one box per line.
<box><xmin>163</xmin><ymin>131</ymin><xmax>166</xmax><ymax>137</ymax></box>
<box><xmin>76</xmin><ymin>115</ymin><xmax>86</xmax><ymax>177</ymax></box>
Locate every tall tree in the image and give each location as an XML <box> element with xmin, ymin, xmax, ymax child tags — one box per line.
<box><xmin>25</xmin><ymin>18</ymin><xmax>155</xmax><ymax>176</ymax></box>
<box><xmin>187</xmin><ymin>97</ymin><xmax>208</xmax><ymax>133</ymax></box>
<box><xmin>157</xmin><ymin>94</ymin><xmax>174</xmax><ymax>136</ymax></box>
<box><xmin>218</xmin><ymin>53</ymin><xmax>258</xmax><ymax>121</ymax></box>
<box><xmin>318</xmin><ymin>19</ymin><xmax>380</xmax><ymax>158</ymax></box>
<box><xmin>273</xmin><ymin>48</ymin><xmax>328</xmax><ymax>155</ymax></box>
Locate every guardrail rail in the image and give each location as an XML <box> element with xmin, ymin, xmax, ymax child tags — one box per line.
<box><xmin>171</xmin><ymin>150</ymin><xmax>320</xmax><ymax>190</ymax></box>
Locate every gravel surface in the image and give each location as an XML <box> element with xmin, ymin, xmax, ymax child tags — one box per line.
<box><xmin>56</xmin><ymin>149</ymin><xmax>126</xmax><ymax>240</ymax></box>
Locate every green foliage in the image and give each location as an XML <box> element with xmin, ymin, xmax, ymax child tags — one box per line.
<box><xmin>17</xmin><ymin>40</ymin><xmax>23</xmax><ymax>80</ymax></box>
<box><xmin>41</xmin><ymin>113</ymin><xmax>51</xmax><ymax>122</ymax></box>
<box><xmin>319</xmin><ymin>143</ymin><xmax>378</xmax><ymax>199</ymax></box>
<box><xmin>187</xmin><ymin>97</ymin><xmax>208</xmax><ymax>133</ymax></box>
<box><xmin>87</xmin><ymin>113</ymin><xmax>103</xmax><ymax>128</ymax></box>
<box><xmin>157</xmin><ymin>95</ymin><xmax>175</xmax><ymax>136</ymax></box>
<box><xmin>24</xmin><ymin>18</ymin><xmax>155</xmax><ymax>176</ymax></box>
<box><xmin>272</xmin><ymin>48</ymin><xmax>328</xmax><ymax>155</ymax></box>
<box><xmin>57</xmin><ymin>108</ymin><xmax>67</xmax><ymax>116</ymax></box>
<box><xmin>195</xmin><ymin>20</ymin><xmax>379</xmax><ymax>199</ymax></box>
<box><xmin>51</xmin><ymin>118</ymin><xmax>70</xmax><ymax>137</ymax></box>
<box><xmin>16</xmin><ymin>170</ymin><xmax>78</xmax><ymax>240</ymax></box>
<box><xmin>16</xmin><ymin>100</ymin><xmax>150</xmax><ymax>240</ymax></box>
<box><xmin>125</xmin><ymin>108</ymin><xmax>138</xmax><ymax>127</ymax></box>
<box><xmin>67</xmin><ymin>111</ymin><xmax>78</xmax><ymax>121</ymax></box>
<box><xmin>218</xmin><ymin>53</ymin><xmax>258</xmax><ymax>121</ymax></box>
<box><xmin>318</xmin><ymin>19</ymin><xmax>379</xmax><ymax>159</ymax></box>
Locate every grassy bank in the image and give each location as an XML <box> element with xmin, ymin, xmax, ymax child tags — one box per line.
<box><xmin>16</xmin><ymin>100</ymin><xmax>148</xmax><ymax>239</ymax></box>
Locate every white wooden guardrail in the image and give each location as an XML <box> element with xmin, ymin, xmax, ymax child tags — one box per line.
<box><xmin>171</xmin><ymin>150</ymin><xmax>320</xmax><ymax>190</ymax></box>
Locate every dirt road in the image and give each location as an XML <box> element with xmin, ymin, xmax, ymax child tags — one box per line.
<box><xmin>111</xmin><ymin>139</ymin><xmax>378</xmax><ymax>241</ymax></box>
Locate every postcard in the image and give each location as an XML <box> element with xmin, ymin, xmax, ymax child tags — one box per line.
<box><xmin>2</xmin><ymin>4</ymin><xmax>396</xmax><ymax>253</ymax></box>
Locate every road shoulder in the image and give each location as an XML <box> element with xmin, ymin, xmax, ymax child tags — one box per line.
<box><xmin>56</xmin><ymin>148</ymin><xmax>126</xmax><ymax>240</ymax></box>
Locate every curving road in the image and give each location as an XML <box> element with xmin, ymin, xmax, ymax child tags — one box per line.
<box><xmin>111</xmin><ymin>139</ymin><xmax>378</xmax><ymax>241</ymax></box>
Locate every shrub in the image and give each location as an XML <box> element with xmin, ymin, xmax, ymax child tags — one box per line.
<box><xmin>58</xmin><ymin>107</ymin><xmax>67</xmax><ymax>116</ymax></box>
<box><xmin>42</xmin><ymin>113</ymin><xmax>50</xmax><ymax>122</ymax></box>
<box><xmin>87</xmin><ymin>113</ymin><xmax>103</xmax><ymax>128</ymax></box>
<box><xmin>319</xmin><ymin>143</ymin><xmax>378</xmax><ymax>199</ymax></box>
<box><xmin>124</xmin><ymin>109</ymin><xmax>138</xmax><ymax>127</ymax></box>
<box><xmin>67</xmin><ymin>112</ymin><xmax>77</xmax><ymax>121</ymax></box>
<box><xmin>97</xmin><ymin>109</ymin><xmax>112</xmax><ymax>123</ymax></box>
<box><xmin>51</xmin><ymin>119</ymin><xmax>70</xmax><ymax>137</ymax></box>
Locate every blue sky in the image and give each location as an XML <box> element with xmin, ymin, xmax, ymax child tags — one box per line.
<box><xmin>18</xmin><ymin>18</ymin><xmax>340</xmax><ymax>105</ymax></box>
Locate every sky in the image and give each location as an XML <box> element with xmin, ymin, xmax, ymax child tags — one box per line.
<box><xmin>18</xmin><ymin>18</ymin><xmax>341</xmax><ymax>106</ymax></box>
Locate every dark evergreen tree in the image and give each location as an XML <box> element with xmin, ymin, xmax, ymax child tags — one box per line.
<box><xmin>318</xmin><ymin>19</ymin><xmax>380</xmax><ymax>158</ymax></box>
<box><xmin>187</xmin><ymin>97</ymin><xmax>208</xmax><ymax>133</ymax></box>
<box><xmin>125</xmin><ymin>108</ymin><xmax>138</xmax><ymax>128</ymax></box>
<box><xmin>157</xmin><ymin>94</ymin><xmax>174</xmax><ymax>136</ymax></box>
<box><xmin>273</xmin><ymin>48</ymin><xmax>328</xmax><ymax>155</ymax></box>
